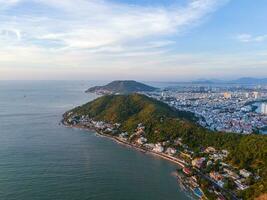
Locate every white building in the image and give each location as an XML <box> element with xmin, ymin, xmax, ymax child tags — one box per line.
<box><xmin>136</xmin><ymin>137</ymin><xmax>147</xmax><ymax>145</ymax></box>
<box><xmin>253</xmin><ymin>92</ymin><xmax>260</xmax><ymax>99</ymax></box>
<box><xmin>239</xmin><ymin>169</ymin><xmax>252</xmax><ymax>178</ymax></box>
<box><xmin>260</xmin><ymin>103</ymin><xmax>267</xmax><ymax>114</ymax></box>
<box><xmin>165</xmin><ymin>147</ymin><xmax>177</xmax><ymax>155</ymax></box>
<box><xmin>153</xmin><ymin>143</ymin><xmax>164</xmax><ymax>153</ymax></box>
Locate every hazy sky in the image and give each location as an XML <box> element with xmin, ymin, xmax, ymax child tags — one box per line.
<box><xmin>0</xmin><ymin>0</ymin><xmax>267</xmax><ymax>81</ymax></box>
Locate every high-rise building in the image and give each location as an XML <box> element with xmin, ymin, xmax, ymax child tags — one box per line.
<box><xmin>260</xmin><ymin>103</ymin><xmax>267</xmax><ymax>114</ymax></box>
<box><xmin>253</xmin><ymin>92</ymin><xmax>260</xmax><ymax>99</ymax></box>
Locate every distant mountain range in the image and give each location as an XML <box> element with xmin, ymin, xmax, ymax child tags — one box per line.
<box><xmin>191</xmin><ymin>77</ymin><xmax>267</xmax><ymax>84</ymax></box>
<box><xmin>229</xmin><ymin>77</ymin><xmax>267</xmax><ymax>84</ymax></box>
<box><xmin>86</xmin><ymin>80</ymin><xmax>158</xmax><ymax>94</ymax></box>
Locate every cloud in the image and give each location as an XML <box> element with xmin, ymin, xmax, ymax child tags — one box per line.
<box><xmin>237</xmin><ymin>33</ymin><xmax>267</xmax><ymax>43</ymax></box>
<box><xmin>0</xmin><ymin>0</ymin><xmax>232</xmax><ymax>80</ymax></box>
<box><xmin>1</xmin><ymin>48</ymin><xmax>266</xmax><ymax>81</ymax></box>
<box><xmin>0</xmin><ymin>0</ymin><xmax>228</xmax><ymax>51</ymax></box>
<box><xmin>0</xmin><ymin>29</ymin><xmax>21</xmax><ymax>40</ymax></box>
<box><xmin>0</xmin><ymin>0</ymin><xmax>20</xmax><ymax>9</ymax></box>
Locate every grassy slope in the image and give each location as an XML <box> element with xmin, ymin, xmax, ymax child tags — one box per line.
<box><xmin>70</xmin><ymin>94</ymin><xmax>267</xmax><ymax>199</ymax></box>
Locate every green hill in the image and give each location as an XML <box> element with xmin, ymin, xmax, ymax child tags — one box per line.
<box><xmin>70</xmin><ymin>93</ymin><xmax>197</xmax><ymax>132</ymax></box>
<box><xmin>68</xmin><ymin>94</ymin><xmax>267</xmax><ymax>199</ymax></box>
<box><xmin>85</xmin><ymin>80</ymin><xmax>157</xmax><ymax>94</ymax></box>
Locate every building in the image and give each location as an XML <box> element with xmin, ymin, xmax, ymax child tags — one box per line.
<box><xmin>260</xmin><ymin>103</ymin><xmax>267</xmax><ymax>114</ymax></box>
<box><xmin>153</xmin><ymin>143</ymin><xmax>164</xmax><ymax>153</ymax></box>
<box><xmin>217</xmin><ymin>180</ymin><xmax>225</xmax><ymax>188</ymax></box>
<box><xmin>223</xmin><ymin>92</ymin><xmax>232</xmax><ymax>99</ymax></box>
<box><xmin>210</xmin><ymin>171</ymin><xmax>223</xmax><ymax>181</ymax></box>
<box><xmin>253</xmin><ymin>92</ymin><xmax>260</xmax><ymax>99</ymax></box>
<box><xmin>224</xmin><ymin>168</ymin><xmax>240</xmax><ymax>180</ymax></box>
<box><xmin>192</xmin><ymin>157</ymin><xmax>206</xmax><ymax>168</ymax></box>
<box><xmin>136</xmin><ymin>137</ymin><xmax>147</xmax><ymax>145</ymax></box>
<box><xmin>165</xmin><ymin>147</ymin><xmax>177</xmax><ymax>155</ymax></box>
<box><xmin>204</xmin><ymin>146</ymin><xmax>216</xmax><ymax>153</ymax></box>
<box><xmin>239</xmin><ymin>169</ymin><xmax>252</xmax><ymax>178</ymax></box>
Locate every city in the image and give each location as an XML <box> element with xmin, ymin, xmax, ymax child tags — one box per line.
<box><xmin>145</xmin><ymin>84</ymin><xmax>267</xmax><ymax>135</ymax></box>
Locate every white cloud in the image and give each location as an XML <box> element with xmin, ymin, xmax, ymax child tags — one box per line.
<box><xmin>0</xmin><ymin>0</ymin><xmax>228</xmax><ymax>50</ymax></box>
<box><xmin>237</xmin><ymin>33</ymin><xmax>267</xmax><ymax>43</ymax></box>
<box><xmin>0</xmin><ymin>0</ymin><xmax>20</xmax><ymax>9</ymax></box>
<box><xmin>0</xmin><ymin>0</ymin><xmax>232</xmax><ymax>80</ymax></box>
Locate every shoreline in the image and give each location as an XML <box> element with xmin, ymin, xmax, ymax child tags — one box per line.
<box><xmin>62</xmin><ymin>121</ymin><xmax>199</xmax><ymax>199</ymax></box>
<box><xmin>62</xmin><ymin>121</ymin><xmax>186</xmax><ymax>168</ymax></box>
<box><xmin>61</xmin><ymin>119</ymin><xmax>215</xmax><ymax>200</ymax></box>
<box><xmin>61</xmin><ymin>118</ymin><xmax>240</xmax><ymax>200</ymax></box>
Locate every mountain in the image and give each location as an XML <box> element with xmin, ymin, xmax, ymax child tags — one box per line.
<box><xmin>229</xmin><ymin>77</ymin><xmax>267</xmax><ymax>84</ymax></box>
<box><xmin>86</xmin><ymin>80</ymin><xmax>158</xmax><ymax>94</ymax></box>
<box><xmin>70</xmin><ymin>93</ymin><xmax>197</xmax><ymax>132</ymax></box>
<box><xmin>191</xmin><ymin>80</ymin><xmax>217</xmax><ymax>84</ymax></box>
<box><xmin>67</xmin><ymin>94</ymin><xmax>267</xmax><ymax>199</ymax></box>
<box><xmin>189</xmin><ymin>77</ymin><xmax>267</xmax><ymax>85</ymax></box>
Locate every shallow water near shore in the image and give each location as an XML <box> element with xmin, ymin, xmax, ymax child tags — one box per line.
<box><xmin>0</xmin><ymin>81</ymin><xmax>190</xmax><ymax>200</ymax></box>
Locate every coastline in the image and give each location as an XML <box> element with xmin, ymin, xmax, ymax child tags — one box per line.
<box><xmin>62</xmin><ymin>121</ymin><xmax>186</xmax><ymax>168</ymax></box>
<box><xmin>61</xmin><ymin>120</ymin><xmax>199</xmax><ymax>199</ymax></box>
<box><xmin>61</xmin><ymin>115</ymin><xmax>239</xmax><ymax>200</ymax></box>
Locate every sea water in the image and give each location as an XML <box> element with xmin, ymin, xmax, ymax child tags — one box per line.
<box><xmin>0</xmin><ymin>81</ymin><xmax>190</xmax><ymax>200</ymax></box>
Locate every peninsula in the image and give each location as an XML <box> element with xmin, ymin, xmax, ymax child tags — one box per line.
<box><xmin>85</xmin><ymin>80</ymin><xmax>158</xmax><ymax>94</ymax></box>
<box><xmin>63</xmin><ymin>93</ymin><xmax>267</xmax><ymax>200</ymax></box>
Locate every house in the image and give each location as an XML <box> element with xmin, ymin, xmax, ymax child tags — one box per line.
<box><xmin>192</xmin><ymin>157</ymin><xmax>206</xmax><ymax>168</ymax></box>
<box><xmin>136</xmin><ymin>137</ymin><xmax>147</xmax><ymax>145</ymax></box>
<box><xmin>119</xmin><ymin>132</ymin><xmax>128</xmax><ymax>140</ymax></box>
<box><xmin>223</xmin><ymin>168</ymin><xmax>240</xmax><ymax>180</ymax></box>
<box><xmin>114</xmin><ymin>123</ymin><xmax>121</xmax><ymax>128</ymax></box>
<box><xmin>239</xmin><ymin>169</ymin><xmax>252</xmax><ymax>178</ymax></box>
<box><xmin>221</xmin><ymin>150</ymin><xmax>229</xmax><ymax>157</ymax></box>
<box><xmin>165</xmin><ymin>147</ymin><xmax>177</xmax><ymax>155</ymax></box>
<box><xmin>205</xmin><ymin>146</ymin><xmax>216</xmax><ymax>153</ymax></box>
<box><xmin>210</xmin><ymin>171</ymin><xmax>223</xmax><ymax>181</ymax></box>
<box><xmin>153</xmin><ymin>143</ymin><xmax>164</xmax><ymax>153</ymax></box>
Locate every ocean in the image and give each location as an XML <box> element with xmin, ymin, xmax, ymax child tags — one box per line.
<box><xmin>0</xmin><ymin>81</ymin><xmax>190</xmax><ymax>200</ymax></box>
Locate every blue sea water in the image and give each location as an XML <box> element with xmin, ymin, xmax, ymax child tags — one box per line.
<box><xmin>0</xmin><ymin>81</ymin><xmax>190</xmax><ymax>200</ymax></box>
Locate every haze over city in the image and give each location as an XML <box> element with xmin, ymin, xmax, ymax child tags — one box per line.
<box><xmin>0</xmin><ymin>0</ymin><xmax>267</xmax><ymax>81</ymax></box>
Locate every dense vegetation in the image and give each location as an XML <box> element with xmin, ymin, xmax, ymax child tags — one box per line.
<box><xmin>70</xmin><ymin>94</ymin><xmax>267</xmax><ymax>199</ymax></box>
<box><xmin>86</xmin><ymin>80</ymin><xmax>157</xmax><ymax>94</ymax></box>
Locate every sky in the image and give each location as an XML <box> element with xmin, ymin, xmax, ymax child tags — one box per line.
<box><xmin>0</xmin><ymin>0</ymin><xmax>267</xmax><ymax>81</ymax></box>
